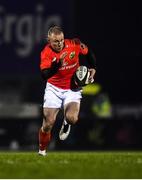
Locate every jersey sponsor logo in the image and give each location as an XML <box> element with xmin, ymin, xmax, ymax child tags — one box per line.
<box><xmin>69</xmin><ymin>51</ymin><xmax>75</xmax><ymax>59</ymax></box>
<box><xmin>59</xmin><ymin>62</ymin><xmax>77</xmax><ymax>70</ymax></box>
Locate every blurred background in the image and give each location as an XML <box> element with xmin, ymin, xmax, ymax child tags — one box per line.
<box><xmin>0</xmin><ymin>0</ymin><xmax>141</xmax><ymax>151</ymax></box>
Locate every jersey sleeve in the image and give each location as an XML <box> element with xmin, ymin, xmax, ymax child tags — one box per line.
<box><xmin>73</xmin><ymin>38</ymin><xmax>88</xmax><ymax>55</ymax></box>
<box><xmin>40</xmin><ymin>46</ymin><xmax>52</xmax><ymax>70</ymax></box>
<box><xmin>80</xmin><ymin>43</ymin><xmax>88</xmax><ymax>55</ymax></box>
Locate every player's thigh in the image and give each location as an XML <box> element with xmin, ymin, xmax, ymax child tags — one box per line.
<box><xmin>64</xmin><ymin>102</ymin><xmax>80</xmax><ymax>123</ymax></box>
<box><xmin>63</xmin><ymin>89</ymin><xmax>82</xmax><ymax>106</ymax></box>
<box><xmin>43</xmin><ymin>108</ymin><xmax>60</xmax><ymax>123</ymax></box>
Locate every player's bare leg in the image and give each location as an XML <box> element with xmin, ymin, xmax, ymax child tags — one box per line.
<box><xmin>39</xmin><ymin>108</ymin><xmax>59</xmax><ymax>156</ymax></box>
<box><xmin>59</xmin><ymin>102</ymin><xmax>80</xmax><ymax>140</ymax></box>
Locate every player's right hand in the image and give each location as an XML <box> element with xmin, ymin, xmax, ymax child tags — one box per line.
<box><xmin>59</xmin><ymin>52</ymin><xmax>68</xmax><ymax>65</ymax></box>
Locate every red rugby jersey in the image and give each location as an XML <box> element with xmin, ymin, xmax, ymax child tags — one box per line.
<box><xmin>40</xmin><ymin>39</ymin><xmax>88</xmax><ymax>89</ymax></box>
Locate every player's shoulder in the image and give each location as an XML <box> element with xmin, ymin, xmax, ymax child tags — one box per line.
<box><xmin>41</xmin><ymin>44</ymin><xmax>52</xmax><ymax>56</ymax></box>
<box><xmin>65</xmin><ymin>38</ymin><xmax>81</xmax><ymax>47</ymax></box>
<box><xmin>41</xmin><ymin>44</ymin><xmax>51</xmax><ymax>53</ymax></box>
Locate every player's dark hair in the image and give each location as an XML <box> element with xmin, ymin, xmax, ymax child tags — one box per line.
<box><xmin>47</xmin><ymin>26</ymin><xmax>63</xmax><ymax>38</ymax></box>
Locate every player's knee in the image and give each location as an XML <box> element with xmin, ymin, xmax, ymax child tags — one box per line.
<box><xmin>66</xmin><ymin>113</ymin><xmax>78</xmax><ymax>125</ymax></box>
<box><xmin>43</xmin><ymin>115</ymin><xmax>55</xmax><ymax>131</ymax></box>
<box><xmin>42</xmin><ymin>125</ymin><xmax>51</xmax><ymax>132</ymax></box>
<box><xmin>43</xmin><ymin>120</ymin><xmax>54</xmax><ymax>131</ymax></box>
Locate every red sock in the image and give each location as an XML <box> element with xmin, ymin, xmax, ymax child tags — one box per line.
<box><xmin>39</xmin><ymin>128</ymin><xmax>51</xmax><ymax>151</ymax></box>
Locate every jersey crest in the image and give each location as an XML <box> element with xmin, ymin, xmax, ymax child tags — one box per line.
<box><xmin>69</xmin><ymin>51</ymin><xmax>75</xmax><ymax>59</ymax></box>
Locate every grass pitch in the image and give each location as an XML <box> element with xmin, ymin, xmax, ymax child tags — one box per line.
<box><xmin>0</xmin><ymin>151</ymin><xmax>142</xmax><ymax>178</ymax></box>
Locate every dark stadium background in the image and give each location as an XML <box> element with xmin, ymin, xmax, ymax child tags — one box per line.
<box><xmin>0</xmin><ymin>0</ymin><xmax>141</xmax><ymax>151</ymax></box>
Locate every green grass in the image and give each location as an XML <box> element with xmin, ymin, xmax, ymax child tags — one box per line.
<box><xmin>0</xmin><ymin>151</ymin><xmax>142</xmax><ymax>178</ymax></box>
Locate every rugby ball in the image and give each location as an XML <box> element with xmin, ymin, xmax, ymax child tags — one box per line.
<box><xmin>74</xmin><ymin>66</ymin><xmax>90</xmax><ymax>87</ymax></box>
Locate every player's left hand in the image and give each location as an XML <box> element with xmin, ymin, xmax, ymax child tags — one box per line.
<box><xmin>88</xmin><ymin>68</ymin><xmax>96</xmax><ymax>83</ymax></box>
